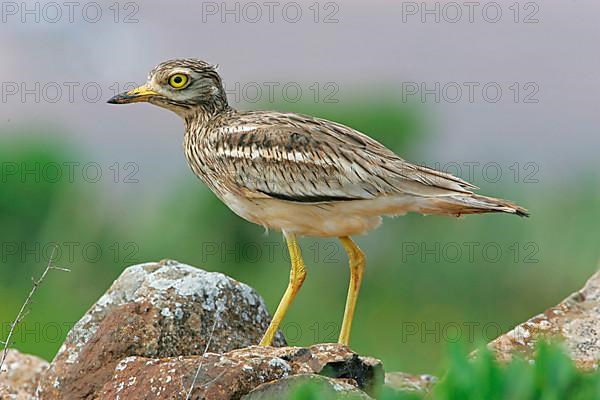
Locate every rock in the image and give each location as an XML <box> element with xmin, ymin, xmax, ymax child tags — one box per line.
<box><xmin>0</xmin><ymin>349</ymin><xmax>49</xmax><ymax>399</ymax></box>
<box><xmin>98</xmin><ymin>344</ymin><xmax>383</xmax><ymax>399</ymax></box>
<box><xmin>37</xmin><ymin>260</ymin><xmax>285</xmax><ymax>399</ymax></box>
<box><xmin>384</xmin><ymin>371</ymin><xmax>437</xmax><ymax>394</ymax></box>
<box><xmin>244</xmin><ymin>374</ymin><xmax>373</xmax><ymax>399</ymax></box>
<box><xmin>488</xmin><ymin>269</ymin><xmax>600</xmax><ymax>370</ymax></box>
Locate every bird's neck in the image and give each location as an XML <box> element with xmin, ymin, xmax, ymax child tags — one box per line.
<box><xmin>183</xmin><ymin>104</ymin><xmax>236</xmax><ymax>136</ymax></box>
<box><xmin>183</xmin><ymin>102</ymin><xmax>231</xmax><ymax>126</ymax></box>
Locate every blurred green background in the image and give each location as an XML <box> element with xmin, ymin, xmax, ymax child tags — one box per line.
<box><xmin>1</xmin><ymin>96</ymin><xmax>598</xmax><ymax>376</ymax></box>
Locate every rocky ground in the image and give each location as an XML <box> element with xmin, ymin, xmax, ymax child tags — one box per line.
<box><xmin>1</xmin><ymin>259</ymin><xmax>600</xmax><ymax>399</ymax></box>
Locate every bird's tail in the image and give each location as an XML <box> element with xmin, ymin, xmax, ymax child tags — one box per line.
<box><xmin>427</xmin><ymin>193</ymin><xmax>529</xmax><ymax>217</ymax></box>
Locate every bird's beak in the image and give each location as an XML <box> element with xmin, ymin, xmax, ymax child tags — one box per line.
<box><xmin>107</xmin><ymin>84</ymin><xmax>159</xmax><ymax>104</ymax></box>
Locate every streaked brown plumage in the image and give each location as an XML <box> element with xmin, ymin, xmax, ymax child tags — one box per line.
<box><xmin>108</xmin><ymin>58</ymin><xmax>528</xmax><ymax>346</ymax></box>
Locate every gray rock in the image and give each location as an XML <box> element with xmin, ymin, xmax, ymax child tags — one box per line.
<box><xmin>0</xmin><ymin>349</ymin><xmax>48</xmax><ymax>400</ymax></box>
<box><xmin>37</xmin><ymin>259</ymin><xmax>284</xmax><ymax>399</ymax></box>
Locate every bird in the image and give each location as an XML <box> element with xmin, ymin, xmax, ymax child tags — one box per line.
<box><xmin>108</xmin><ymin>58</ymin><xmax>528</xmax><ymax>347</ymax></box>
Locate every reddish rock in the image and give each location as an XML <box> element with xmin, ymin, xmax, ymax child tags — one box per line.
<box><xmin>0</xmin><ymin>349</ymin><xmax>48</xmax><ymax>399</ymax></box>
<box><xmin>99</xmin><ymin>344</ymin><xmax>383</xmax><ymax>399</ymax></box>
<box><xmin>37</xmin><ymin>260</ymin><xmax>284</xmax><ymax>399</ymax></box>
<box><xmin>488</xmin><ymin>269</ymin><xmax>600</xmax><ymax>370</ymax></box>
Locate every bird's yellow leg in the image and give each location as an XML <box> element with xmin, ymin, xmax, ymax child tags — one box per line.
<box><xmin>338</xmin><ymin>236</ymin><xmax>366</xmax><ymax>346</ymax></box>
<box><xmin>259</xmin><ymin>231</ymin><xmax>307</xmax><ymax>346</ymax></box>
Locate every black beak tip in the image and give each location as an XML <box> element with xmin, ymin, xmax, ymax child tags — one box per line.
<box><xmin>107</xmin><ymin>95</ymin><xmax>121</xmax><ymax>104</ymax></box>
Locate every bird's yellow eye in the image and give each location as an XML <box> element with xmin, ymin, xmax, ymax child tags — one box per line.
<box><xmin>168</xmin><ymin>73</ymin><xmax>189</xmax><ymax>89</ymax></box>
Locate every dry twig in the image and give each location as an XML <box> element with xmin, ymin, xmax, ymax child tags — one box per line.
<box><xmin>185</xmin><ymin>314</ymin><xmax>219</xmax><ymax>400</ymax></box>
<box><xmin>0</xmin><ymin>247</ymin><xmax>70</xmax><ymax>372</ymax></box>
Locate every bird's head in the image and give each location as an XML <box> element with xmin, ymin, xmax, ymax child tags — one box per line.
<box><xmin>107</xmin><ymin>58</ymin><xmax>228</xmax><ymax>116</ymax></box>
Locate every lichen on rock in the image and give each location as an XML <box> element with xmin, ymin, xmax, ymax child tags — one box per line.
<box><xmin>37</xmin><ymin>259</ymin><xmax>285</xmax><ymax>399</ymax></box>
<box><xmin>0</xmin><ymin>349</ymin><xmax>48</xmax><ymax>400</ymax></box>
<box><xmin>488</xmin><ymin>269</ymin><xmax>600</xmax><ymax>370</ymax></box>
<box><xmin>98</xmin><ymin>344</ymin><xmax>383</xmax><ymax>399</ymax></box>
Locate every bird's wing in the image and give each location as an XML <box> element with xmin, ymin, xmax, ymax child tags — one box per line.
<box><xmin>209</xmin><ymin>113</ymin><xmax>477</xmax><ymax>203</ymax></box>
